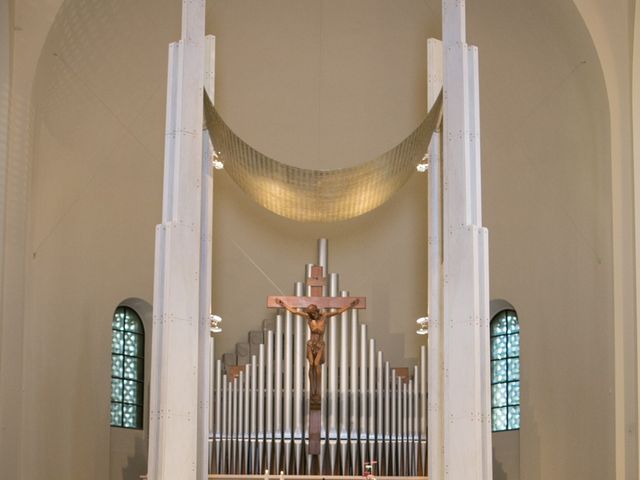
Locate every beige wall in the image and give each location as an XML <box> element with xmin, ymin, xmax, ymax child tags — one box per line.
<box><xmin>0</xmin><ymin>0</ymin><xmax>626</xmax><ymax>479</ymax></box>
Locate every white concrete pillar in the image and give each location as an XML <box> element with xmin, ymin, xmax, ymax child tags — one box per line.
<box><xmin>147</xmin><ymin>1</ymin><xmax>209</xmax><ymax>478</ymax></box>
<box><xmin>439</xmin><ymin>1</ymin><xmax>492</xmax><ymax>479</ymax></box>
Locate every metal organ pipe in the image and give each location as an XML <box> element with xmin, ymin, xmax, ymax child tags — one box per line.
<box><xmin>210</xmin><ymin>239</ymin><xmax>430</xmax><ymax>476</ymax></box>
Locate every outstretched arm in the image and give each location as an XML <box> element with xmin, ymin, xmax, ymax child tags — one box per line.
<box><xmin>324</xmin><ymin>298</ymin><xmax>360</xmax><ymax>319</ymax></box>
<box><xmin>276</xmin><ymin>298</ymin><xmax>309</xmax><ymax>318</ymax></box>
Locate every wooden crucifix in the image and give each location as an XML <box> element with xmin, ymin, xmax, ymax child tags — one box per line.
<box><xmin>267</xmin><ymin>265</ymin><xmax>366</xmax><ymax>456</ymax></box>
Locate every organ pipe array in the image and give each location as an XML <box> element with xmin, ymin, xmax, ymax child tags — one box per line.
<box><xmin>211</xmin><ymin>240</ymin><xmax>427</xmax><ymax>476</ymax></box>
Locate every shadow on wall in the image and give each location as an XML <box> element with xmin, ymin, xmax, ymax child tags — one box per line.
<box><xmin>121</xmin><ymin>436</ymin><xmax>148</xmax><ymax>480</ymax></box>
<box><xmin>493</xmin><ymin>459</ymin><xmax>507</xmax><ymax>480</ymax></box>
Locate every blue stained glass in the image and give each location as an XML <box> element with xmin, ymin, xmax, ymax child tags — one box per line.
<box><xmin>492</xmin><ymin>384</ymin><xmax>507</xmax><ymax>407</ymax></box>
<box><xmin>508</xmin><ymin>358</ymin><xmax>520</xmax><ymax>381</ymax></box>
<box><xmin>492</xmin><ymin>407</ymin><xmax>507</xmax><ymax>431</ymax></box>
<box><xmin>491</xmin><ymin>336</ymin><xmax>507</xmax><ymax>359</ymax></box>
<box><xmin>508</xmin><ymin>381</ymin><xmax>520</xmax><ymax>405</ymax></box>
<box><xmin>492</xmin><ymin>360</ymin><xmax>507</xmax><ymax>383</ymax></box>
<box><xmin>122</xmin><ymin>404</ymin><xmax>141</xmax><ymax>428</ymax></box>
<box><xmin>508</xmin><ymin>333</ymin><xmax>520</xmax><ymax>357</ymax></box>
<box><xmin>508</xmin><ymin>406</ymin><xmax>520</xmax><ymax>429</ymax></box>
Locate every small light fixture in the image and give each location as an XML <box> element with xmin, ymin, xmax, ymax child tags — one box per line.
<box><xmin>211</xmin><ymin>151</ymin><xmax>224</xmax><ymax>170</ymax></box>
<box><xmin>416</xmin><ymin>316</ymin><xmax>429</xmax><ymax>335</ymax></box>
<box><xmin>416</xmin><ymin>153</ymin><xmax>429</xmax><ymax>172</ymax></box>
<box><xmin>210</xmin><ymin>314</ymin><xmax>222</xmax><ymax>334</ymax></box>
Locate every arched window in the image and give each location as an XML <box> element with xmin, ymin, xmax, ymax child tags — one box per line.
<box><xmin>490</xmin><ymin>308</ymin><xmax>520</xmax><ymax>431</ymax></box>
<box><xmin>111</xmin><ymin>306</ymin><xmax>144</xmax><ymax>429</ymax></box>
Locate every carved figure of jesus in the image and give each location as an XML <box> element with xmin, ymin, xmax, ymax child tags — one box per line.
<box><xmin>276</xmin><ymin>298</ymin><xmax>360</xmax><ymax>406</ymax></box>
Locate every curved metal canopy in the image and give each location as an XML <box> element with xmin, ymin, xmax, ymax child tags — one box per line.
<box><xmin>204</xmin><ymin>91</ymin><xmax>442</xmax><ymax>222</ymax></box>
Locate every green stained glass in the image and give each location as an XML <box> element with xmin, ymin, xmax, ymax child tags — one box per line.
<box><xmin>124</xmin><ymin>312</ymin><xmax>142</xmax><ymax>333</ymax></box>
<box><xmin>123</xmin><ymin>380</ymin><xmax>142</xmax><ymax>404</ymax></box>
<box><xmin>508</xmin><ymin>358</ymin><xmax>520</xmax><ymax>381</ymax></box>
<box><xmin>111</xmin><ymin>378</ymin><xmax>123</xmax><ymax>402</ymax></box>
<box><xmin>111</xmin><ymin>402</ymin><xmax>122</xmax><ymax>426</ymax></box>
<box><xmin>492</xmin><ymin>384</ymin><xmax>507</xmax><ymax>407</ymax></box>
<box><xmin>508</xmin><ymin>333</ymin><xmax>520</xmax><ymax>357</ymax></box>
<box><xmin>491</xmin><ymin>309</ymin><xmax>520</xmax><ymax>432</ymax></box>
<box><xmin>111</xmin><ymin>354</ymin><xmax>123</xmax><ymax>378</ymax></box>
<box><xmin>111</xmin><ymin>306</ymin><xmax>144</xmax><ymax>429</ymax></box>
<box><xmin>491</xmin><ymin>336</ymin><xmax>507</xmax><ymax>360</ymax></box>
<box><xmin>508</xmin><ymin>406</ymin><xmax>520</xmax><ymax>429</ymax></box>
<box><xmin>508</xmin><ymin>381</ymin><xmax>520</xmax><ymax>405</ymax></box>
<box><xmin>122</xmin><ymin>404</ymin><xmax>142</xmax><ymax>429</ymax></box>
<box><xmin>112</xmin><ymin>330</ymin><xmax>123</xmax><ymax>354</ymax></box>
<box><xmin>112</xmin><ymin>309</ymin><xmax>124</xmax><ymax>329</ymax></box>
<box><xmin>492</xmin><ymin>359</ymin><xmax>507</xmax><ymax>383</ymax></box>
<box><xmin>492</xmin><ymin>407</ymin><xmax>507</xmax><ymax>431</ymax></box>
<box><xmin>124</xmin><ymin>356</ymin><xmax>142</xmax><ymax>380</ymax></box>
<box><xmin>491</xmin><ymin>312</ymin><xmax>507</xmax><ymax>335</ymax></box>
<box><xmin>124</xmin><ymin>332</ymin><xmax>142</xmax><ymax>356</ymax></box>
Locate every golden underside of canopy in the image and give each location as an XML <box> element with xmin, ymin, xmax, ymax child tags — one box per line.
<box><xmin>204</xmin><ymin>92</ymin><xmax>442</xmax><ymax>222</ymax></box>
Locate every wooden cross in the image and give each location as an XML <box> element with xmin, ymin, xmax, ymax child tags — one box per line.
<box><xmin>267</xmin><ymin>265</ymin><xmax>366</xmax><ymax>457</ymax></box>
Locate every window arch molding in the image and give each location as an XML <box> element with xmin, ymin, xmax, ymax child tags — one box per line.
<box><xmin>110</xmin><ymin>298</ymin><xmax>152</xmax><ymax>430</ymax></box>
<box><xmin>489</xmin><ymin>299</ymin><xmax>520</xmax><ymax>432</ymax></box>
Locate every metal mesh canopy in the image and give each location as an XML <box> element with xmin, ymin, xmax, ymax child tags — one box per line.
<box><xmin>204</xmin><ymin>91</ymin><xmax>442</xmax><ymax>222</ymax></box>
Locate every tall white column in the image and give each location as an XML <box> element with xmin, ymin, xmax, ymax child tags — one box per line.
<box><xmin>426</xmin><ymin>37</ymin><xmax>444</xmax><ymax>480</ymax></box>
<box><xmin>147</xmin><ymin>1</ymin><xmax>209</xmax><ymax>478</ymax></box>
<box><xmin>439</xmin><ymin>1</ymin><xmax>492</xmax><ymax>479</ymax></box>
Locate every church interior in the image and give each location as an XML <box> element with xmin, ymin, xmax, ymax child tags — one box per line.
<box><xmin>0</xmin><ymin>0</ymin><xmax>637</xmax><ymax>479</ymax></box>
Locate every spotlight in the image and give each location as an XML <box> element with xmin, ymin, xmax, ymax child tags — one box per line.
<box><xmin>416</xmin><ymin>316</ymin><xmax>429</xmax><ymax>335</ymax></box>
<box><xmin>210</xmin><ymin>314</ymin><xmax>223</xmax><ymax>334</ymax></box>
<box><xmin>211</xmin><ymin>151</ymin><xmax>224</xmax><ymax>170</ymax></box>
<box><xmin>416</xmin><ymin>163</ymin><xmax>429</xmax><ymax>173</ymax></box>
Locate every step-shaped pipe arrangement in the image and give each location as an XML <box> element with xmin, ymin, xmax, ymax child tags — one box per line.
<box><xmin>211</xmin><ymin>240</ymin><xmax>427</xmax><ymax>476</ymax></box>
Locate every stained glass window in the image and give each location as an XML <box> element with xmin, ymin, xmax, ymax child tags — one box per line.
<box><xmin>111</xmin><ymin>306</ymin><xmax>144</xmax><ymax>429</ymax></box>
<box><xmin>490</xmin><ymin>309</ymin><xmax>520</xmax><ymax>431</ymax></box>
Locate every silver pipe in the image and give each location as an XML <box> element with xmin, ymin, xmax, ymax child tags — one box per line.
<box><xmin>359</xmin><ymin>324</ymin><xmax>367</xmax><ymax>465</ymax></box>
<box><xmin>293</xmin><ymin>281</ymin><xmax>304</xmax><ymax>474</ymax></box>
<box><xmin>368</xmin><ymin>339</ymin><xmax>375</xmax><ymax>463</ymax></box>
<box><xmin>339</xmin><ymin>291</ymin><xmax>349</xmax><ymax>475</ymax></box>
<box><xmin>390</xmin><ymin>369</ymin><xmax>396</xmax><ymax>475</ymax></box>
<box><xmin>412</xmin><ymin>366</ymin><xmax>419</xmax><ymax>476</ymax></box>
<box><xmin>408</xmin><ymin>378</ymin><xmax>414</xmax><ymax>476</ymax></box>
<box><xmin>221</xmin><ymin>373</ymin><xmax>228</xmax><ymax>474</ymax></box>
<box><xmin>274</xmin><ymin>313</ymin><xmax>283</xmax><ymax>473</ymax></box>
<box><xmin>384</xmin><ymin>362</ymin><xmax>390</xmax><ymax>476</ymax></box>
<box><xmin>318</xmin><ymin>238</ymin><xmax>328</xmax><ymax>282</ymax></box>
<box><xmin>215</xmin><ymin>360</ymin><xmax>222</xmax><ymax>473</ymax></box>
<box><xmin>256</xmin><ymin>344</ymin><xmax>265</xmax><ymax>474</ymax></box>
<box><xmin>327</xmin><ymin>273</ymin><xmax>339</xmax><ymax>474</ymax></box>
<box><xmin>420</xmin><ymin>344</ymin><xmax>427</xmax><ymax>475</ymax></box>
<box><xmin>349</xmin><ymin>309</ymin><xmax>358</xmax><ymax>475</ymax></box>
<box><xmin>402</xmin><ymin>381</ymin><xmax>409</xmax><ymax>475</ymax></box>
<box><xmin>209</xmin><ymin>337</ymin><xmax>215</xmax><ymax>473</ymax></box>
<box><xmin>250</xmin><ymin>355</ymin><xmax>258</xmax><ymax>474</ymax></box>
<box><xmin>265</xmin><ymin>330</ymin><xmax>274</xmax><ymax>472</ymax></box>
<box><xmin>238</xmin><ymin>371</ymin><xmax>244</xmax><ymax>474</ymax></box>
<box><xmin>244</xmin><ymin>365</ymin><xmax>251</xmax><ymax>472</ymax></box>
<box><xmin>284</xmin><ymin>308</ymin><xmax>293</xmax><ymax>473</ymax></box>
<box><xmin>230</xmin><ymin>376</ymin><xmax>237</xmax><ymax>474</ymax></box>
